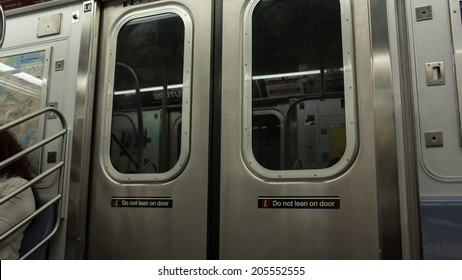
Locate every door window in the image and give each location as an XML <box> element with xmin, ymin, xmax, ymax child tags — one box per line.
<box><xmin>243</xmin><ymin>0</ymin><xmax>356</xmax><ymax>179</ymax></box>
<box><xmin>105</xmin><ymin>9</ymin><xmax>192</xmax><ymax>182</ymax></box>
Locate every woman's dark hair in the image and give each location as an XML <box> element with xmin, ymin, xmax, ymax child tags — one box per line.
<box><xmin>0</xmin><ymin>129</ymin><xmax>39</xmax><ymax>213</ymax></box>
<box><xmin>0</xmin><ymin>130</ymin><xmax>38</xmax><ymax>207</ymax></box>
<box><xmin>0</xmin><ymin>130</ymin><xmax>34</xmax><ymax>181</ymax></box>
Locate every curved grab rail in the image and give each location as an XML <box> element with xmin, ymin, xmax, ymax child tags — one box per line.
<box><xmin>0</xmin><ymin>107</ymin><xmax>68</xmax><ymax>259</ymax></box>
<box><xmin>115</xmin><ymin>62</ymin><xmax>144</xmax><ymax>171</ymax></box>
<box><xmin>0</xmin><ymin>5</ymin><xmax>5</xmax><ymax>49</ymax></box>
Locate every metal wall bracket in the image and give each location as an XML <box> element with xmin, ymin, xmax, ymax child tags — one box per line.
<box><xmin>37</xmin><ymin>13</ymin><xmax>62</xmax><ymax>38</ymax></box>
<box><xmin>425</xmin><ymin>61</ymin><xmax>445</xmax><ymax>86</ymax></box>
<box><xmin>55</xmin><ymin>60</ymin><xmax>65</xmax><ymax>71</ymax></box>
<box><xmin>416</xmin><ymin>5</ymin><xmax>433</xmax><ymax>21</ymax></box>
<box><xmin>47</xmin><ymin>102</ymin><xmax>59</xmax><ymax>119</ymax></box>
<box><xmin>425</xmin><ymin>131</ymin><xmax>443</xmax><ymax>147</ymax></box>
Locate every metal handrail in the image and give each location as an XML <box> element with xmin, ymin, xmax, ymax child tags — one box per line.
<box><xmin>0</xmin><ymin>5</ymin><xmax>5</xmax><ymax>49</ymax></box>
<box><xmin>0</xmin><ymin>162</ymin><xmax>63</xmax><ymax>205</ymax></box>
<box><xmin>0</xmin><ymin>107</ymin><xmax>68</xmax><ymax>259</ymax></box>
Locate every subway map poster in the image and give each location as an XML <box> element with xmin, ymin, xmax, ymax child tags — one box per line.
<box><xmin>0</xmin><ymin>49</ymin><xmax>50</xmax><ymax>172</ymax></box>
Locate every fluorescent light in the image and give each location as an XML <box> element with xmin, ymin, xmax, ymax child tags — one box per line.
<box><xmin>252</xmin><ymin>70</ymin><xmax>321</xmax><ymax>80</ymax></box>
<box><xmin>0</xmin><ymin>63</ymin><xmax>15</xmax><ymax>72</ymax></box>
<box><xmin>114</xmin><ymin>84</ymin><xmax>183</xmax><ymax>96</ymax></box>
<box><xmin>12</xmin><ymin>72</ymin><xmax>43</xmax><ymax>86</ymax></box>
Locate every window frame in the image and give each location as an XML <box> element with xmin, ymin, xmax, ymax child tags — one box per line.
<box><xmin>242</xmin><ymin>0</ymin><xmax>357</xmax><ymax>180</ymax></box>
<box><xmin>102</xmin><ymin>6</ymin><xmax>193</xmax><ymax>183</ymax></box>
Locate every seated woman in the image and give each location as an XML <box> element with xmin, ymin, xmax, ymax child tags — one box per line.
<box><xmin>0</xmin><ymin>130</ymin><xmax>36</xmax><ymax>260</ymax></box>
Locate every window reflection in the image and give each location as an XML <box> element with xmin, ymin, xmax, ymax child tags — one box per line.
<box><xmin>0</xmin><ymin>50</ymin><xmax>49</xmax><ymax>174</ymax></box>
<box><xmin>251</xmin><ymin>0</ymin><xmax>347</xmax><ymax>170</ymax></box>
<box><xmin>110</xmin><ymin>13</ymin><xmax>185</xmax><ymax>174</ymax></box>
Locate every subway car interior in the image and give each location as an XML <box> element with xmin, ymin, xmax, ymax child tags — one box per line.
<box><xmin>0</xmin><ymin>0</ymin><xmax>462</xmax><ymax>259</ymax></box>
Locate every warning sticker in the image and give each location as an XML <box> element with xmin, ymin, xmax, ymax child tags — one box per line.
<box><xmin>258</xmin><ymin>196</ymin><xmax>340</xmax><ymax>209</ymax></box>
<box><xmin>111</xmin><ymin>197</ymin><xmax>173</xmax><ymax>208</ymax></box>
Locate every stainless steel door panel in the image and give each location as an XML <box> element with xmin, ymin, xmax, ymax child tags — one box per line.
<box><xmin>87</xmin><ymin>0</ymin><xmax>211</xmax><ymax>259</ymax></box>
<box><xmin>219</xmin><ymin>0</ymin><xmax>399</xmax><ymax>259</ymax></box>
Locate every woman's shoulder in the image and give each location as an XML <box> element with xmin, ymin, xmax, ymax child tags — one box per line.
<box><xmin>1</xmin><ymin>176</ymin><xmax>28</xmax><ymax>183</ymax></box>
<box><xmin>0</xmin><ymin>176</ymin><xmax>29</xmax><ymax>196</ymax></box>
<box><xmin>0</xmin><ymin>175</ymin><xmax>35</xmax><ymax>217</ymax></box>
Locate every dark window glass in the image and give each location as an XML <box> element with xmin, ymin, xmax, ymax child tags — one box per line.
<box><xmin>251</xmin><ymin>0</ymin><xmax>346</xmax><ymax>170</ymax></box>
<box><xmin>252</xmin><ymin>113</ymin><xmax>283</xmax><ymax>170</ymax></box>
<box><xmin>110</xmin><ymin>13</ymin><xmax>184</xmax><ymax>174</ymax></box>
